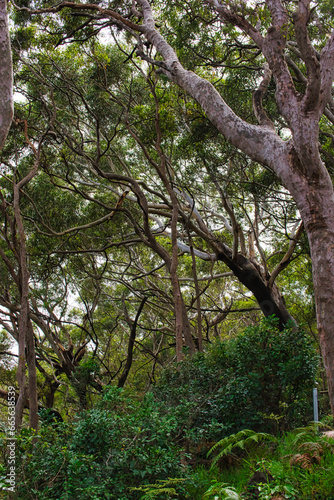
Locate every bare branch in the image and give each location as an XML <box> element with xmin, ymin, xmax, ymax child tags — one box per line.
<box><xmin>268</xmin><ymin>221</ymin><xmax>304</xmax><ymax>288</ymax></box>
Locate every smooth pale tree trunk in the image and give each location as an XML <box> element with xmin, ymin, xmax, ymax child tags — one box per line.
<box><xmin>0</xmin><ymin>0</ymin><xmax>13</xmax><ymax>150</ymax></box>
<box><xmin>288</xmin><ymin>167</ymin><xmax>334</xmax><ymax>417</ymax></box>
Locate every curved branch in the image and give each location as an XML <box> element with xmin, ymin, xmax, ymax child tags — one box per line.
<box><xmin>135</xmin><ymin>0</ymin><xmax>286</xmax><ymax>172</ymax></box>
<box><xmin>293</xmin><ymin>0</ymin><xmax>321</xmax><ymax>113</ymax></box>
<box><xmin>205</xmin><ymin>0</ymin><xmax>264</xmax><ymax>49</ymax></box>
<box><xmin>268</xmin><ymin>221</ymin><xmax>304</xmax><ymax>288</ymax></box>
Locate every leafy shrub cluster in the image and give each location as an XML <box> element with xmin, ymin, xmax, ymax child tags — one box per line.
<box><xmin>130</xmin><ymin>426</ymin><xmax>334</xmax><ymax>499</ymax></box>
<box><xmin>155</xmin><ymin>318</ymin><xmax>318</xmax><ymax>447</ymax></box>
<box><xmin>2</xmin><ymin>389</ymin><xmax>181</xmax><ymax>499</ymax></box>
<box><xmin>0</xmin><ymin>318</ymin><xmax>322</xmax><ymax>499</ymax></box>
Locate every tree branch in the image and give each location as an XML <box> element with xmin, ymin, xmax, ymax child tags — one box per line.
<box><xmin>268</xmin><ymin>221</ymin><xmax>304</xmax><ymax>288</ymax></box>
<box><xmin>253</xmin><ymin>64</ymin><xmax>275</xmax><ymax>130</ymax></box>
<box><xmin>293</xmin><ymin>0</ymin><xmax>321</xmax><ymax>113</ymax></box>
<box><xmin>319</xmin><ymin>29</ymin><xmax>334</xmax><ymax>116</ymax></box>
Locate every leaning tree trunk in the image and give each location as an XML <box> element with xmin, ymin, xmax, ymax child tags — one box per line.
<box><xmin>213</xmin><ymin>240</ymin><xmax>295</xmax><ymax>328</ymax></box>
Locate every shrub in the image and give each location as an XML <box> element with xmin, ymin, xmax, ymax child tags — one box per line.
<box><xmin>9</xmin><ymin>390</ymin><xmax>181</xmax><ymax>499</ymax></box>
<box><xmin>154</xmin><ymin>317</ymin><xmax>318</xmax><ymax>449</ymax></box>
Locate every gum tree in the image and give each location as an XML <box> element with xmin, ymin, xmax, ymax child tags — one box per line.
<box><xmin>134</xmin><ymin>0</ymin><xmax>334</xmax><ymax>415</ymax></box>
<box><xmin>6</xmin><ymin>0</ymin><xmax>334</xmax><ymax>416</ymax></box>
<box><xmin>14</xmin><ymin>0</ymin><xmax>333</xmax><ymax>413</ymax></box>
<box><xmin>0</xmin><ymin>0</ymin><xmax>12</xmax><ymax>149</ymax></box>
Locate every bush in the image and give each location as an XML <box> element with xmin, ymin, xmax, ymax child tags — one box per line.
<box><xmin>9</xmin><ymin>389</ymin><xmax>182</xmax><ymax>499</ymax></box>
<box><xmin>154</xmin><ymin>317</ymin><xmax>318</xmax><ymax>449</ymax></box>
<box><xmin>1</xmin><ymin>319</ymin><xmax>319</xmax><ymax>499</ymax></box>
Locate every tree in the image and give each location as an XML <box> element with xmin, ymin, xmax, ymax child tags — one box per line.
<box><xmin>0</xmin><ymin>0</ymin><xmax>13</xmax><ymax>150</ymax></box>
<box><xmin>1</xmin><ymin>0</ymin><xmax>333</xmax><ymax>423</ymax></box>
<box><xmin>137</xmin><ymin>0</ymin><xmax>334</xmax><ymax>413</ymax></box>
<box><xmin>14</xmin><ymin>0</ymin><xmax>333</xmax><ymax>413</ymax></box>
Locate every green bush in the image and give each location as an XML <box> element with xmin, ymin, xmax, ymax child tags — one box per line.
<box><xmin>154</xmin><ymin>317</ymin><xmax>318</xmax><ymax>447</ymax></box>
<box><xmin>1</xmin><ymin>319</ymin><xmax>320</xmax><ymax>499</ymax></box>
<box><xmin>8</xmin><ymin>389</ymin><xmax>182</xmax><ymax>499</ymax></box>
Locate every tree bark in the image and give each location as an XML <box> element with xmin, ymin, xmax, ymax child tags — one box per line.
<box><xmin>0</xmin><ymin>0</ymin><xmax>13</xmax><ymax>150</ymax></box>
<box><xmin>118</xmin><ymin>297</ymin><xmax>147</xmax><ymax>388</ymax></box>
<box><xmin>287</xmin><ymin>162</ymin><xmax>334</xmax><ymax>415</ymax></box>
<box><xmin>13</xmin><ymin>128</ymin><xmax>40</xmax><ymax>430</ymax></box>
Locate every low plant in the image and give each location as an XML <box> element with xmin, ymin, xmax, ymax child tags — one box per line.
<box><xmin>208</xmin><ymin>430</ymin><xmax>277</xmax><ymax>468</ymax></box>
<box><xmin>202</xmin><ymin>481</ymin><xmax>241</xmax><ymax>499</ymax></box>
<box><xmin>131</xmin><ymin>478</ymin><xmax>186</xmax><ymax>499</ymax></box>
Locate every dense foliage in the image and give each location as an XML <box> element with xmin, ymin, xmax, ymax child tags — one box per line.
<box><xmin>1</xmin><ymin>318</ymin><xmax>324</xmax><ymax>499</ymax></box>
<box><xmin>1</xmin><ymin>0</ymin><xmax>334</xmax><ymax>498</ymax></box>
<box><xmin>155</xmin><ymin>318</ymin><xmax>318</xmax><ymax>443</ymax></box>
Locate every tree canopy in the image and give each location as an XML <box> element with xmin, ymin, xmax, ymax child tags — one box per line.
<box><xmin>0</xmin><ymin>0</ymin><xmax>333</xmax><ymax>430</ymax></box>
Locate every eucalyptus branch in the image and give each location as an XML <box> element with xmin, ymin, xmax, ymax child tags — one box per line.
<box><xmin>268</xmin><ymin>221</ymin><xmax>304</xmax><ymax>288</ymax></box>
<box><xmin>253</xmin><ymin>64</ymin><xmax>275</xmax><ymax>130</ymax></box>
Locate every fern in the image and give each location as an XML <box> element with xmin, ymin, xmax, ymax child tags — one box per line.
<box><xmin>285</xmin><ymin>426</ymin><xmax>334</xmax><ymax>468</ymax></box>
<box><xmin>202</xmin><ymin>481</ymin><xmax>242</xmax><ymax>499</ymax></box>
<box><xmin>208</xmin><ymin>429</ymin><xmax>277</xmax><ymax>468</ymax></box>
<box><xmin>139</xmin><ymin>488</ymin><xmax>177</xmax><ymax>499</ymax></box>
<box><xmin>131</xmin><ymin>478</ymin><xmax>185</xmax><ymax>499</ymax></box>
<box><xmin>288</xmin><ymin>422</ymin><xmax>332</xmax><ymax>446</ymax></box>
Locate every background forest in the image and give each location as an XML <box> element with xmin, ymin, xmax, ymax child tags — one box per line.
<box><xmin>1</xmin><ymin>0</ymin><xmax>334</xmax><ymax>498</ymax></box>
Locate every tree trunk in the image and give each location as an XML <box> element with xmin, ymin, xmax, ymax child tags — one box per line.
<box><xmin>13</xmin><ymin>158</ymin><xmax>39</xmax><ymax>430</ymax></box>
<box><xmin>170</xmin><ymin>270</ymin><xmax>196</xmax><ymax>361</ymax></box>
<box><xmin>0</xmin><ymin>0</ymin><xmax>13</xmax><ymax>150</ymax></box>
<box><xmin>118</xmin><ymin>297</ymin><xmax>147</xmax><ymax>388</ymax></box>
<box><xmin>213</xmin><ymin>240</ymin><xmax>295</xmax><ymax>329</ymax></box>
<box><xmin>308</xmin><ymin>222</ymin><xmax>334</xmax><ymax>417</ymax></box>
<box><xmin>290</xmin><ymin>170</ymin><xmax>334</xmax><ymax>416</ymax></box>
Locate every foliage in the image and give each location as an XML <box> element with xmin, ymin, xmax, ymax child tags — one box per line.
<box><xmin>131</xmin><ymin>478</ymin><xmax>186</xmax><ymax>499</ymax></box>
<box><xmin>154</xmin><ymin>317</ymin><xmax>318</xmax><ymax>449</ymax></box>
<box><xmin>202</xmin><ymin>482</ymin><xmax>241</xmax><ymax>500</ymax></box>
<box><xmin>208</xmin><ymin>430</ymin><xmax>277</xmax><ymax>468</ymax></box>
<box><xmin>6</xmin><ymin>389</ymin><xmax>182</xmax><ymax>499</ymax></box>
<box><xmin>3</xmin><ymin>419</ymin><xmax>334</xmax><ymax>499</ymax></box>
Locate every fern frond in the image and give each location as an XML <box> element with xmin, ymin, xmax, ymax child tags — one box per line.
<box><xmin>203</xmin><ymin>481</ymin><xmax>241</xmax><ymax>499</ymax></box>
<box><xmin>290</xmin><ymin>422</ymin><xmax>330</xmax><ymax>443</ymax></box>
<box><xmin>140</xmin><ymin>487</ymin><xmax>177</xmax><ymax>499</ymax></box>
<box><xmin>208</xmin><ymin>429</ymin><xmax>276</xmax><ymax>467</ymax></box>
<box><xmin>131</xmin><ymin>477</ymin><xmax>185</xmax><ymax>499</ymax></box>
<box><xmin>208</xmin><ymin>429</ymin><xmax>255</xmax><ymax>456</ymax></box>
